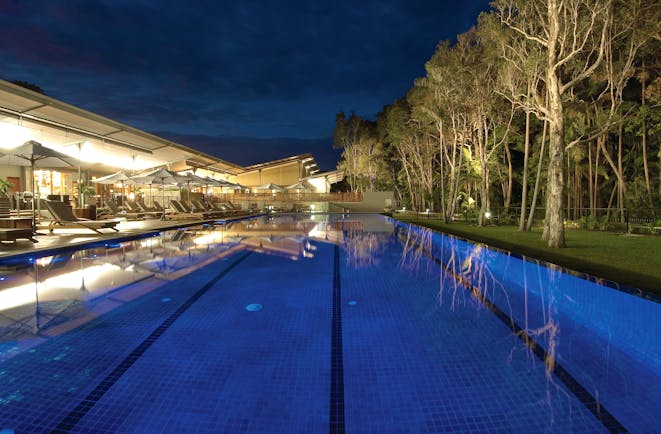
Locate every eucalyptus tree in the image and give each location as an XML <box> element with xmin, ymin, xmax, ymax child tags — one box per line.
<box><xmin>422</xmin><ymin>41</ymin><xmax>472</xmax><ymax>221</ymax></box>
<box><xmin>494</xmin><ymin>0</ymin><xmax>612</xmax><ymax>247</ymax></box>
<box><xmin>585</xmin><ymin>0</ymin><xmax>658</xmax><ymax>221</ymax></box>
<box><xmin>399</xmin><ymin>85</ymin><xmax>439</xmax><ymax>212</ymax></box>
<box><xmin>377</xmin><ymin>100</ymin><xmax>417</xmax><ymax>207</ymax></box>
<box><xmin>479</xmin><ymin>11</ymin><xmax>547</xmax><ymax>230</ymax></box>
<box><xmin>333</xmin><ymin>112</ymin><xmax>383</xmax><ymax>193</ymax></box>
<box><xmin>333</xmin><ymin>112</ymin><xmax>360</xmax><ymax>192</ymax></box>
<box><xmin>617</xmin><ymin>0</ymin><xmax>661</xmax><ymax>209</ymax></box>
<box><xmin>553</xmin><ymin>0</ymin><xmax>659</xmax><ymax>222</ymax></box>
<box><xmin>452</xmin><ymin>29</ymin><xmax>515</xmax><ymax>225</ymax></box>
<box><xmin>415</xmin><ymin>42</ymin><xmax>452</xmax><ymax>220</ymax></box>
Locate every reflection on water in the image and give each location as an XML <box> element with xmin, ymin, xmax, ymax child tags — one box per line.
<box><xmin>397</xmin><ymin>222</ymin><xmax>561</xmax><ymax>376</ymax></box>
<box><xmin>0</xmin><ymin>218</ymin><xmax>322</xmax><ymax>354</ymax></box>
<box><xmin>0</xmin><ymin>214</ymin><xmax>658</xmax><ymax>432</ymax></box>
<box><xmin>393</xmin><ymin>219</ymin><xmax>660</xmax><ymax>432</ymax></box>
<box><xmin>0</xmin><ymin>214</ymin><xmax>360</xmax><ymax>353</ymax></box>
<box><xmin>343</xmin><ymin>231</ymin><xmax>390</xmax><ymax>268</ymax></box>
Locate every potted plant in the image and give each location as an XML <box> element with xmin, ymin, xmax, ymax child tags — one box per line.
<box><xmin>77</xmin><ymin>183</ymin><xmax>96</xmax><ymax>207</ymax></box>
<box><xmin>0</xmin><ymin>178</ymin><xmax>13</xmax><ymax>197</ymax></box>
<box><xmin>0</xmin><ymin>179</ymin><xmax>13</xmax><ymax>216</ymax></box>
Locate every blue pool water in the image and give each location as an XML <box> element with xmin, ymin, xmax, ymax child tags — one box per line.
<box><xmin>0</xmin><ymin>214</ymin><xmax>658</xmax><ymax>433</ymax></box>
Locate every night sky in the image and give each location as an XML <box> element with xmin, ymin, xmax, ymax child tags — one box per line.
<box><xmin>0</xmin><ymin>0</ymin><xmax>490</xmax><ymax>170</ymax></box>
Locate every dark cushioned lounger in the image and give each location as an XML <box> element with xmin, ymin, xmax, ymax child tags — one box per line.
<box><xmin>44</xmin><ymin>200</ymin><xmax>121</xmax><ymax>234</ymax></box>
<box><xmin>0</xmin><ymin>228</ymin><xmax>37</xmax><ymax>243</ymax></box>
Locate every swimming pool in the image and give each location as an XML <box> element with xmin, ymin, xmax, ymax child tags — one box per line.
<box><xmin>0</xmin><ymin>214</ymin><xmax>658</xmax><ymax>432</ymax></box>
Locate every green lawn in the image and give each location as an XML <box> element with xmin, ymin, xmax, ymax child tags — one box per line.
<box><xmin>393</xmin><ymin>215</ymin><xmax>661</xmax><ymax>295</ymax></box>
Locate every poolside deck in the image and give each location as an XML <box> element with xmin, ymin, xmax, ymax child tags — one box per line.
<box><xmin>0</xmin><ymin>216</ymin><xmax>245</xmax><ymax>261</ymax></box>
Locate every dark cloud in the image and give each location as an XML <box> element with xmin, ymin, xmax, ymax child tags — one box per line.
<box><xmin>0</xmin><ymin>0</ymin><xmax>490</xmax><ymax>166</ymax></box>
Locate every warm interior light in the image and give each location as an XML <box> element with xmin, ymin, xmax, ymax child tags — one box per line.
<box><xmin>0</xmin><ymin>122</ymin><xmax>32</xmax><ymax>149</ymax></box>
<box><xmin>60</xmin><ymin>141</ymin><xmax>153</xmax><ymax>170</ymax></box>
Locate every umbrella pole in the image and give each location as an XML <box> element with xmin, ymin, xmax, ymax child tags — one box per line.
<box><xmin>30</xmin><ymin>163</ymin><xmax>46</xmax><ymax>235</ymax></box>
<box><xmin>31</xmin><ymin>163</ymin><xmax>37</xmax><ymax>234</ymax></box>
<box><xmin>78</xmin><ymin>143</ymin><xmax>83</xmax><ymax>208</ymax></box>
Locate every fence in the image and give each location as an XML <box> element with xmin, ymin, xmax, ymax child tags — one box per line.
<box><xmin>222</xmin><ymin>192</ymin><xmax>363</xmax><ymax>203</ymax></box>
<box><xmin>396</xmin><ymin>207</ymin><xmax>660</xmax><ymax>234</ymax></box>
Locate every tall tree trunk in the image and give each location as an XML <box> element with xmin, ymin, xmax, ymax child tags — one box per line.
<box><xmin>542</xmin><ymin>0</ymin><xmax>566</xmax><ymax>247</ymax></box>
<box><xmin>617</xmin><ymin>124</ymin><xmax>625</xmax><ymax>223</ymax></box>
<box><xmin>526</xmin><ymin>119</ymin><xmax>547</xmax><ymax>231</ymax></box>
<box><xmin>448</xmin><ymin>129</ymin><xmax>464</xmax><ymax>221</ymax></box>
<box><xmin>477</xmin><ymin>119</ymin><xmax>491</xmax><ymax>226</ymax></box>
<box><xmin>598</xmin><ymin>134</ymin><xmax>628</xmax><ymax>227</ymax></box>
<box><xmin>542</xmin><ymin>78</ymin><xmax>566</xmax><ymax>247</ymax></box>
<box><xmin>574</xmin><ymin>162</ymin><xmax>583</xmax><ymax>219</ymax></box>
<box><xmin>640</xmin><ymin>66</ymin><xmax>653</xmax><ymax>210</ymax></box>
<box><xmin>588</xmin><ymin>141</ymin><xmax>594</xmax><ymax>215</ymax></box>
<box><xmin>565</xmin><ymin>154</ymin><xmax>574</xmax><ymax>220</ymax></box>
<box><xmin>504</xmin><ymin>142</ymin><xmax>513</xmax><ymax>212</ymax></box>
<box><xmin>519</xmin><ymin>110</ymin><xmax>531</xmax><ymax>230</ymax></box>
<box><xmin>594</xmin><ymin>137</ymin><xmax>602</xmax><ymax>214</ymax></box>
<box><xmin>437</xmin><ymin>121</ymin><xmax>448</xmax><ymax>222</ymax></box>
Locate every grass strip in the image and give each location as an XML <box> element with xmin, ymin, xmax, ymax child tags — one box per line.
<box><xmin>394</xmin><ymin>216</ymin><xmax>661</xmax><ymax>296</ymax></box>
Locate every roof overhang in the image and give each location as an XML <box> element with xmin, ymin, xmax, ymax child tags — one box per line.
<box><xmin>0</xmin><ymin>79</ymin><xmax>242</xmax><ymax>174</ymax></box>
<box><xmin>301</xmin><ymin>169</ymin><xmax>344</xmax><ymax>184</ymax></box>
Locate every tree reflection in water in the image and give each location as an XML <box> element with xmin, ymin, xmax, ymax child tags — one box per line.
<box><xmin>395</xmin><ymin>222</ymin><xmax>567</xmax><ymax>411</ymax></box>
<box><xmin>342</xmin><ymin>230</ymin><xmax>390</xmax><ymax>269</ymax></box>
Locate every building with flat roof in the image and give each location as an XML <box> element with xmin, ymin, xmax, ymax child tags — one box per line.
<box><xmin>0</xmin><ymin>79</ymin><xmax>341</xmax><ymax>203</ymax></box>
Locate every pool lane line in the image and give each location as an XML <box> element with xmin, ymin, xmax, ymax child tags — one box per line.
<box><xmin>51</xmin><ymin>250</ymin><xmax>253</xmax><ymax>434</ymax></box>
<box><xmin>330</xmin><ymin>243</ymin><xmax>346</xmax><ymax>434</ymax></box>
<box><xmin>400</xmin><ymin>231</ymin><xmax>628</xmax><ymax>434</ymax></box>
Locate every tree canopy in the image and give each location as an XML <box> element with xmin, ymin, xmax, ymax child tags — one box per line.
<box><xmin>333</xmin><ymin>0</ymin><xmax>660</xmax><ymax>248</ymax></box>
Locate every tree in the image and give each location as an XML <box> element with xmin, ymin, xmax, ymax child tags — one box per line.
<box><xmin>495</xmin><ymin>0</ymin><xmax>612</xmax><ymax>247</ymax></box>
<box><xmin>10</xmin><ymin>80</ymin><xmax>46</xmax><ymax>94</ymax></box>
<box><xmin>333</xmin><ymin>112</ymin><xmax>387</xmax><ymax>193</ymax></box>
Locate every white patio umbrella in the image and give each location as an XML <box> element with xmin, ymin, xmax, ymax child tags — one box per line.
<box><xmin>285</xmin><ymin>182</ymin><xmax>311</xmax><ymax>193</ymax></box>
<box><xmin>254</xmin><ymin>183</ymin><xmax>284</xmax><ymax>193</ymax></box>
<box><xmin>0</xmin><ymin>140</ymin><xmax>76</xmax><ymax>232</ymax></box>
<box><xmin>178</xmin><ymin>172</ymin><xmax>207</xmax><ymax>202</ymax></box>
<box><xmin>285</xmin><ymin>182</ymin><xmax>311</xmax><ymax>204</ymax></box>
<box><xmin>214</xmin><ymin>179</ymin><xmax>242</xmax><ymax>197</ymax></box>
<box><xmin>200</xmin><ymin>176</ymin><xmax>226</xmax><ymax>199</ymax></box>
<box><xmin>131</xmin><ymin>168</ymin><xmax>182</xmax><ymax>220</ymax></box>
<box><xmin>91</xmin><ymin>171</ymin><xmax>135</xmax><ymax>207</ymax></box>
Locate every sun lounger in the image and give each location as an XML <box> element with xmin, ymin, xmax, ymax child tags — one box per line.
<box><xmin>192</xmin><ymin>200</ymin><xmax>229</xmax><ymax>218</ymax></box>
<box><xmin>152</xmin><ymin>200</ymin><xmax>165</xmax><ymax>212</ymax></box>
<box><xmin>209</xmin><ymin>201</ymin><xmax>246</xmax><ymax>216</ymax></box>
<box><xmin>0</xmin><ymin>228</ymin><xmax>37</xmax><ymax>243</ymax></box>
<box><xmin>168</xmin><ymin>199</ymin><xmax>206</xmax><ymax>219</ymax></box>
<box><xmin>131</xmin><ymin>199</ymin><xmax>161</xmax><ymax>218</ymax></box>
<box><xmin>44</xmin><ymin>200</ymin><xmax>121</xmax><ymax>234</ymax></box>
<box><xmin>105</xmin><ymin>200</ymin><xmax>144</xmax><ymax>220</ymax></box>
<box><xmin>177</xmin><ymin>199</ymin><xmax>223</xmax><ymax>219</ymax></box>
